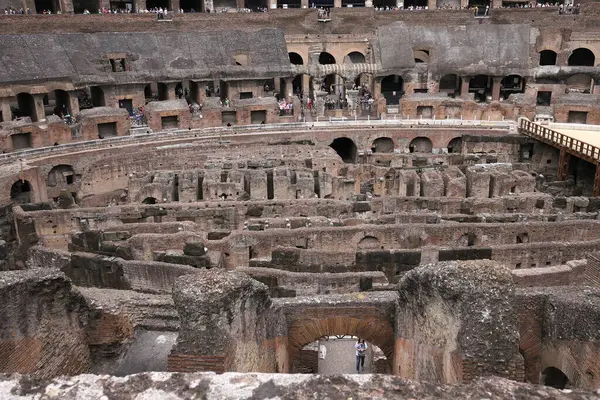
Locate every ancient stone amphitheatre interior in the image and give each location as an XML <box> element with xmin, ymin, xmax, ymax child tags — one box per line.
<box><xmin>3</xmin><ymin>1</ymin><xmax>600</xmax><ymax>398</ymax></box>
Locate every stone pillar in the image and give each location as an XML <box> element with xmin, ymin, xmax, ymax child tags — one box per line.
<box><xmin>491</xmin><ymin>0</ymin><xmax>501</xmax><ymax>8</ymax></box>
<box><xmin>460</xmin><ymin>0</ymin><xmax>467</xmax><ymax>8</ymax></box>
<box><xmin>301</xmin><ymin>0</ymin><xmax>308</xmax><ymax>6</ymax></box>
<box><xmin>460</xmin><ymin>76</ymin><xmax>470</xmax><ymax>97</ymax></box>
<box><xmin>237</xmin><ymin>0</ymin><xmax>244</xmax><ymax>8</ymax></box>
<box><xmin>491</xmin><ymin>77</ymin><xmax>502</xmax><ymax>101</ymax></box>
<box><xmin>170</xmin><ymin>0</ymin><xmax>180</xmax><ymax>11</ymax></box>
<box><xmin>274</xmin><ymin>78</ymin><xmax>281</xmax><ymax>97</ymax></box>
<box><xmin>68</xmin><ymin>91</ymin><xmax>80</xmax><ymax>116</ymax></box>
<box><xmin>427</xmin><ymin>0</ymin><xmax>436</xmax><ymax>9</ymax></box>
<box><xmin>168</xmin><ymin>270</ymin><xmax>282</xmax><ymax>373</ymax></box>
<box><xmin>32</xmin><ymin>94</ymin><xmax>46</xmax><ymax>122</ymax></box>
<box><xmin>269</xmin><ymin>0</ymin><xmax>277</xmax><ymax>8</ymax></box>
<box><xmin>284</xmin><ymin>77</ymin><xmax>294</xmax><ymax>102</ymax></box>
<box><xmin>334</xmin><ymin>0</ymin><xmax>341</xmax><ymax>7</ymax></box>
<box><xmin>166</xmin><ymin>83</ymin><xmax>178</xmax><ymax>100</ymax></box>
<box><xmin>395</xmin><ymin>260</ymin><xmax>523</xmax><ymax>383</ymax></box>
<box><xmin>1</xmin><ymin>99</ymin><xmax>12</xmax><ymax>122</ymax></box>
<box><xmin>302</xmin><ymin>75</ymin><xmax>310</xmax><ymax>98</ymax></box>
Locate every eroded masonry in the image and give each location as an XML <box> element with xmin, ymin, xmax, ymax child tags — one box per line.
<box><xmin>1</xmin><ymin>6</ymin><xmax>600</xmax><ymax>399</ymax></box>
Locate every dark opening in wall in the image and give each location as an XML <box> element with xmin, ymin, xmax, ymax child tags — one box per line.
<box><xmin>536</xmin><ymin>91</ymin><xmax>552</xmax><ymax>106</ymax></box>
<box><xmin>371</xmin><ymin>137</ymin><xmax>394</xmax><ymax>153</ymax></box>
<box><xmin>251</xmin><ymin>110</ymin><xmax>267</xmax><ymax>124</ymax></box>
<box><xmin>318</xmin><ymin>52</ymin><xmax>336</xmax><ymax>65</ymax></box>
<box><xmin>408</xmin><ymin>137</ymin><xmax>433</xmax><ymax>153</ymax></box>
<box><xmin>222</xmin><ymin>111</ymin><xmax>237</xmax><ymax>125</ymax></box>
<box><xmin>197</xmin><ymin>176</ymin><xmax>204</xmax><ymax>200</ymax></box>
<box><xmin>240</xmin><ymin>92</ymin><xmax>253</xmax><ymax>100</ymax></box>
<box><xmin>172</xmin><ymin>174</ymin><xmax>179</xmax><ymax>202</ymax></box>
<box><xmin>416</xmin><ymin>106</ymin><xmax>433</xmax><ymax>118</ymax></box>
<box><xmin>543</xmin><ymin>367</ymin><xmax>569</xmax><ymax>389</ymax></box>
<box><xmin>11</xmin><ymin>133</ymin><xmax>32</xmax><ymax>150</ymax></box>
<box><xmin>568</xmin><ymin>111</ymin><xmax>588</xmax><ymax>124</ymax></box>
<box><xmin>313</xmin><ymin>171</ymin><xmax>321</xmax><ymax>198</ymax></box>
<box><xmin>90</xmin><ymin>86</ymin><xmax>105</xmax><ymax>107</ymax></box>
<box><xmin>110</xmin><ymin>59</ymin><xmax>126</xmax><ymax>72</ymax></box>
<box><xmin>289</xmin><ymin>52</ymin><xmax>304</xmax><ymax>65</ymax></box>
<box><xmin>142</xmin><ymin>197</ymin><xmax>157</xmax><ymax>204</ymax></box>
<box><xmin>539</xmin><ymin>50</ymin><xmax>557</xmax><ymax>66</ymax></box>
<box><xmin>516</xmin><ymin>233</ymin><xmax>529</xmax><ymax>244</ymax></box>
<box><xmin>10</xmin><ymin>180</ymin><xmax>32</xmax><ymax>204</ymax></box>
<box><xmin>98</xmin><ymin>122</ymin><xmax>117</xmax><ymax>138</ymax></box>
<box><xmin>329</xmin><ymin>137</ymin><xmax>357</xmax><ymax>163</ymax></box>
<box><xmin>381</xmin><ymin>75</ymin><xmax>403</xmax><ymax>105</ymax></box>
<box><xmin>568</xmin><ymin>48</ymin><xmax>595</xmax><ymax>66</ymax></box>
<box><xmin>447</xmin><ymin>137</ymin><xmax>462</xmax><ymax>154</ymax></box>
<box><xmin>267</xmin><ymin>170</ymin><xmax>274</xmax><ymax>200</ymax></box>
<box><xmin>161</xmin><ymin>116</ymin><xmax>179</xmax><ymax>130</ymax></box>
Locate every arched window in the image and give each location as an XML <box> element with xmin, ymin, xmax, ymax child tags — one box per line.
<box><xmin>409</xmin><ymin>137</ymin><xmax>433</xmax><ymax>153</ymax></box>
<box><xmin>289</xmin><ymin>52</ymin><xmax>304</xmax><ymax>65</ymax></box>
<box><xmin>142</xmin><ymin>197</ymin><xmax>157</xmax><ymax>204</ymax></box>
<box><xmin>539</xmin><ymin>50</ymin><xmax>557</xmax><ymax>66</ymax></box>
<box><xmin>413</xmin><ymin>49</ymin><xmax>430</xmax><ymax>63</ymax></box>
<box><xmin>345</xmin><ymin>52</ymin><xmax>366</xmax><ymax>64</ymax></box>
<box><xmin>568</xmin><ymin>48</ymin><xmax>595</xmax><ymax>66</ymax></box>
<box><xmin>330</xmin><ymin>137</ymin><xmax>357</xmax><ymax>163</ymax></box>
<box><xmin>371</xmin><ymin>137</ymin><xmax>394</xmax><ymax>153</ymax></box>
<box><xmin>447</xmin><ymin>137</ymin><xmax>462</xmax><ymax>154</ymax></box>
<box><xmin>542</xmin><ymin>367</ymin><xmax>569</xmax><ymax>389</ymax></box>
<box><xmin>10</xmin><ymin>180</ymin><xmax>32</xmax><ymax>204</ymax></box>
<box><xmin>319</xmin><ymin>52</ymin><xmax>336</xmax><ymax>65</ymax></box>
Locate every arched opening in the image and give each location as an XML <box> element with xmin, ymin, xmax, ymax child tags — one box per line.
<box><xmin>358</xmin><ymin>235</ymin><xmax>382</xmax><ymax>249</ymax></box>
<box><xmin>244</xmin><ymin>0</ymin><xmax>267</xmax><ymax>9</ymax></box>
<box><xmin>413</xmin><ymin>49</ymin><xmax>430</xmax><ymax>64</ymax></box>
<box><xmin>146</xmin><ymin>0</ymin><xmax>171</xmax><ymax>9</ymax></box>
<box><xmin>142</xmin><ymin>197</ymin><xmax>157</xmax><ymax>204</ymax></box>
<box><xmin>447</xmin><ymin>137</ymin><xmax>462</xmax><ymax>154</ymax></box>
<box><xmin>10</xmin><ymin>180</ymin><xmax>33</xmax><ymax>204</ymax></box>
<box><xmin>381</xmin><ymin>75</ymin><xmax>403</xmax><ymax>105</ymax></box>
<box><xmin>287</xmin><ymin>316</ymin><xmax>395</xmax><ymax>374</ymax></box>
<box><xmin>47</xmin><ymin>165</ymin><xmax>76</xmax><ymax>188</ymax></box>
<box><xmin>409</xmin><ymin>137</ymin><xmax>433</xmax><ymax>153</ymax></box>
<box><xmin>319</xmin><ymin>52</ymin><xmax>336</xmax><ymax>65</ymax></box>
<box><xmin>539</xmin><ymin>50</ymin><xmax>557</xmax><ymax>66</ymax></box>
<box><xmin>277</xmin><ymin>0</ymin><xmax>301</xmax><ymax>7</ymax></box>
<box><xmin>345</xmin><ymin>52</ymin><xmax>366</xmax><ymax>64</ymax></box>
<box><xmin>568</xmin><ymin>48</ymin><xmax>595</xmax><ymax>67</ymax></box>
<box><xmin>403</xmin><ymin>0</ymin><xmax>427</xmax><ymax>8</ymax></box>
<box><xmin>46</xmin><ymin>90</ymin><xmax>71</xmax><ymax>118</ymax></box>
<box><xmin>35</xmin><ymin>0</ymin><xmax>59</xmax><ymax>13</ymax></box>
<box><xmin>90</xmin><ymin>86</ymin><xmax>105</xmax><ymax>107</ymax></box>
<box><xmin>330</xmin><ymin>137</ymin><xmax>357</xmax><ymax>163</ymax></box>
<box><xmin>566</xmin><ymin>74</ymin><xmax>594</xmax><ymax>94</ymax></box>
<box><xmin>371</xmin><ymin>137</ymin><xmax>394</xmax><ymax>153</ymax></box>
<box><xmin>468</xmin><ymin>75</ymin><xmax>491</xmax><ymax>103</ymax></box>
<box><xmin>500</xmin><ymin>75</ymin><xmax>525</xmax><ymax>100</ymax></box>
<box><xmin>289</xmin><ymin>52</ymin><xmax>304</xmax><ymax>65</ymax></box>
<box><xmin>73</xmin><ymin>0</ymin><xmax>99</xmax><ymax>13</ymax></box>
<box><xmin>180</xmin><ymin>0</ymin><xmax>203</xmax><ymax>11</ymax></box>
<box><xmin>15</xmin><ymin>93</ymin><xmax>38</xmax><ymax>122</ymax></box>
<box><xmin>439</xmin><ymin>74</ymin><xmax>462</xmax><ymax>98</ymax></box>
<box><xmin>542</xmin><ymin>367</ymin><xmax>569</xmax><ymax>389</ymax></box>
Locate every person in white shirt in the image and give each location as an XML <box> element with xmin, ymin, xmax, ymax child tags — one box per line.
<box><xmin>355</xmin><ymin>339</ymin><xmax>367</xmax><ymax>373</ymax></box>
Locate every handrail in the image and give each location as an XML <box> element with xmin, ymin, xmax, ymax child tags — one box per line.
<box><xmin>518</xmin><ymin>117</ymin><xmax>600</xmax><ymax>162</ymax></box>
<box><xmin>0</xmin><ymin>118</ymin><xmax>514</xmax><ymax>165</ymax></box>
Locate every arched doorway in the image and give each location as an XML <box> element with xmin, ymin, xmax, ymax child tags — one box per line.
<box><xmin>381</xmin><ymin>75</ymin><xmax>403</xmax><ymax>105</ymax></box>
<box><xmin>413</xmin><ymin>49</ymin><xmax>430</xmax><ymax>64</ymax></box>
<box><xmin>90</xmin><ymin>86</ymin><xmax>105</xmax><ymax>107</ymax></box>
<box><xmin>142</xmin><ymin>197</ymin><xmax>157</xmax><ymax>204</ymax></box>
<box><xmin>539</xmin><ymin>50</ymin><xmax>557</xmax><ymax>66</ymax></box>
<box><xmin>371</xmin><ymin>137</ymin><xmax>394</xmax><ymax>153</ymax></box>
<box><xmin>439</xmin><ymin>74</ymin><xmax>462</xmax><ymax>97</ymax></box>
<box><xmin>447</xmin><ymin>137</ymin><xmax>462</xmax><ymax>154</ymax></box>
<box><xmin>468</xmin><ymin>75</ymin><xmax>491</xmax><ymax>103</ymax></box>
<box><xmin>289</xmin><ymin>52</ymin><xmax>304</xmax><ymax>65</ymax></box>
<box><xmin>318</xmin><ymin>52</ymin><xmax>336</xmax><ymax>65</ymax></box>
<box><xmin>542</xmin><ymin>367</ymin><xmax>569</xmax><ymax>389</ymax></box>
<box><xmin>10</xmin><ymin>180</ymin><xmax>33</xmax><ymax>204</ymax></box>
<box><xmin>409</xmin><ymin>137</ymin><xmax>433</xmax><ymax>153</ymax></box>
<box><xmin>47</xmin><ymin>165</ymin><xmax>76</xmax><ymax>188</ymax></box>
<box><xmin>568</xmin><ymin>48</ymin><xmax>595</xmax><ymax>66</ymax></box>
<box><xmin>330</xmin><ymin>137</ymin><xmax>357</xmax><ymax>163</ymax></box>
<box><xmin>500</xmin><ymin>75</ymin><xmax>525</xmax><ymax>100</ymax></box>
<box><xmin>345</xmin><ymin>51</ymin><xmax>366</xmax><ymax>64</ymax></box>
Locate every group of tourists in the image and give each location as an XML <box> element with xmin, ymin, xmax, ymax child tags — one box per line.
<box><xmin>3</xmin><ymin>7</ymin><xmax>32</xmax><ymax>14</ymax></box>
<box><xmin>278</xmin><ymin>99</ymin><xmax>294</xmax><ymax>115</ymax></box>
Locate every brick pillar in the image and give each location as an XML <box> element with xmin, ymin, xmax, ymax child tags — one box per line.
<box><xmin>460</xmin><ymin>76</ymin><xmax>470</xmax><ymax>96</ymax></box>
<box><xmin>68</xmin><ymin>91</ymin><xmax>80</xmax><ymax>116</ymax></box>
<box><xmin>1</xmin><ymin>99</ymin><xmax>12</xmax><ymax>122</ymax></box>
<box><xmin>32</xmin><ymin>94</ymin><xmax>46</xmax><ymax>122</ymax></box>
<box><xmin>491</xmin><ymin>77</ymin><xmax>502</xmax><ymax>101</ymax></box>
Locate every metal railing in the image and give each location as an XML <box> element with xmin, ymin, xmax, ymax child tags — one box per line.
<box><xmin>518</xmin><ymin>117</ymin><xmax>600</xmax><ymax>162</ymax></box>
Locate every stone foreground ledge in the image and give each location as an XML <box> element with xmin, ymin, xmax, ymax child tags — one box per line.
<box><xmin>1</xmin><ymin>373</ymin><xmax>599</xmax><ymax>400</ymax></box>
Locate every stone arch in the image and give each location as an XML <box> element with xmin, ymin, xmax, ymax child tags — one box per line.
<box><xmin>381</xmin><ymin>75</ymin><xmax>404</xmax><ymax>105</ymax></box>
<box><xmin>357</xmin><ymin>235</ymin><xmax>381</xmax><ymax>249</ymax></box>
<box><xmin>439</xmin><ymin>74</ymin><xmax>461</xmax><ymax>97</ymax></box>
<box><xmin>318</xmin><ymin>52</ymin><xmax>336</xmax><ymax>65</ymax></box>
<box><xmin>500</xmin><ymin>75</ymin><xmax>525</xmax><ymax>100</ymax></box>
<box><xmin>287</xmin><ymin>316</ymin><xmax>395</xmax><ymax>368</ymax></box>
<box><xmin>568</xmin><ymin>48</ymin><xmax>595</xmax><ymax>67</ymax></box>
<box><xmin>447</xmin><ymin>137</ymin><xmax>462</xmax><ymax>154</ymax></box>
<box><xmin>289</xmin><ymin>52</ymin><xmax>304</xmax><ymax>65</ymax></box>
<box><xmin>47</xmin><ymin>164</ymin><xmax>75</xmax><ymax>187</ymax></box>
<box><xmin>542</xmin><ymin>367</ymin><xmax>570</xmax><ymax>389</ymax></box>
<box><xmin>10</xmin><ymin>180</ymin><xmax>33</xmax><ymax>204</ymax></box>
<box><xmin>15</xmin><ymin>93</ymin><xmax>38</xmax><ymax>122</ymax></box>
<box><xmin>566</xmin><ymin>74</ymin><xmax>594</xmax><ymax>94</ymax></box>
<box><xmin>371</xmin><ymin>137</ymin><xmax>394</xmax><ymax>153</ymax></box>
<box><xmin>409</xmin><ymin>137</ymin><xmax>433</xmax><ymax>153</ymax></box>
<box><xmin>330</xmin><ymin>137</ymin><xmax>357</xmax><ymax>163</ymax></box>
<box><xmin>345</xmin><ymin>51</ymin><xmax>365</xmax><ymax>64</ymax></box>
<box><xmin>539</xmin><ymin>50</ymin><xmax>557</xmax><ymax>66</ymax></box>
<box><xmin>142</xmin><ymin>197</ymin><xmax>157</xmax><ymax>204</ymax></box>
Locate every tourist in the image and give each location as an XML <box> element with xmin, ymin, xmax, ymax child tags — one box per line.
<box><xmin>355</xmin><ymin>339</ymin><xmax>367</xmax><ymax>373</ymax></box>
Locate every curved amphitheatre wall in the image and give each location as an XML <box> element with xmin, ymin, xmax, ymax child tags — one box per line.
<box><xmin>1</xmin><ymin>4</ymin><xmax>600</xmax><ymax>396</ymax></box>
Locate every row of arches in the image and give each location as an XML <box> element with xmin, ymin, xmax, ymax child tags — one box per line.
<box><xmin>539</xmin><ymin>48</ymin><xmax>596</xmax><ymax>67</ymax></box>
<box><xmin>290</xmin><ymin>51</ymin><xmax>367</xmax><ymax>66</ymax></box>
<box><xmin>329</xmin><ymin>136</ymin><xmax>462</xmax><ymax>163</ymax></box>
